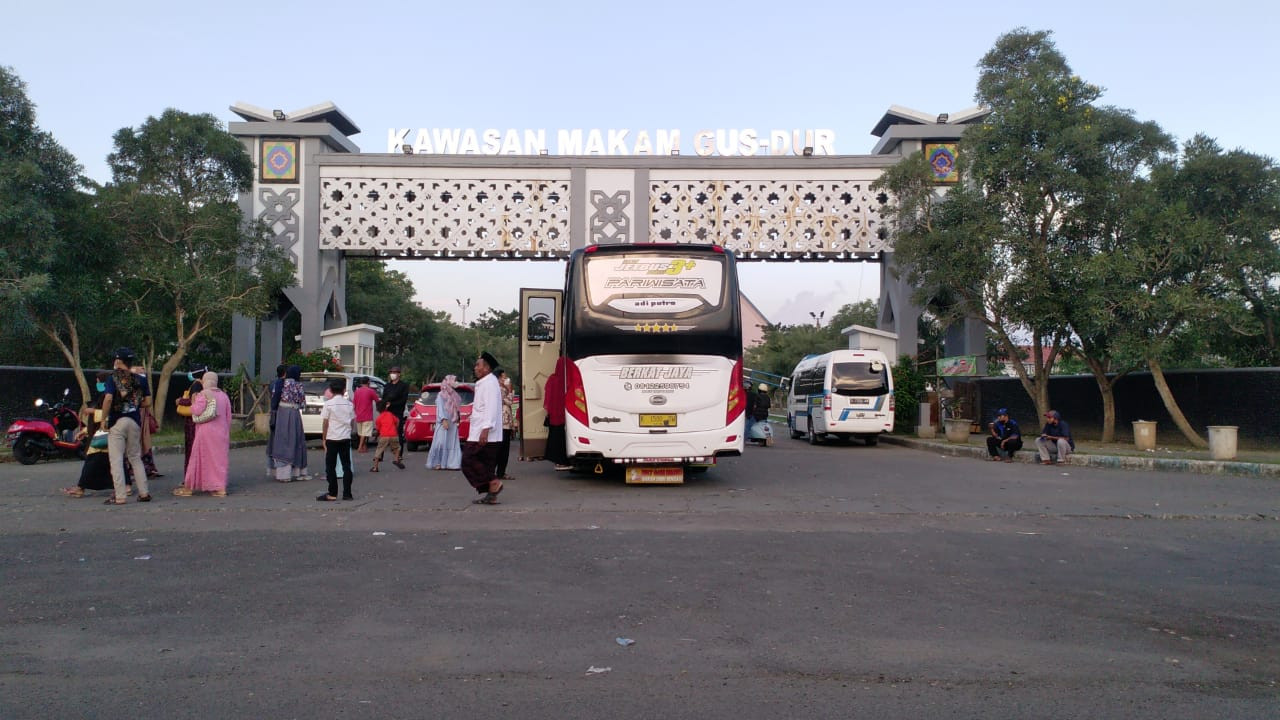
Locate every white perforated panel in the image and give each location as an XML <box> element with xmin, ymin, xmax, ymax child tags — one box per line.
<box><xmin>649</xmin><ymin>179</ymin><xmax>890</xmax><ymax>257</ymax></box>
<box><xmin>319</xmin><ymin>177</ymin><xmax>572</xmax><ymax>256</ymax></box>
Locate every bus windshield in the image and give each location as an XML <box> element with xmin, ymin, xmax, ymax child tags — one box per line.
<box><xmin>566</xmin><ymin>247</ymin><xmax>740</xmax><ymax>359</ymax></box>
<box><xmin>831</xmin><ymin>361</ymin><xmax>890</xmax><ymax>396</ymax></box>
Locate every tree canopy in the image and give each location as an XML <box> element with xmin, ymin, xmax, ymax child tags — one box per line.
<box><xmin>99</xmin><ymin>109</ymin><xmax>293</xmax><ymax>426</ymax></box>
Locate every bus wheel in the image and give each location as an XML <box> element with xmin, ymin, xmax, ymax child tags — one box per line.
<box><xmin>864</xmin><ymin>435</ymin><xmax>879</xmax><ymax>447</ymax></box>
<box><xmin>789</xmin><ymin>416</ymin><xmax>803</xmax><ymax>440</ymax></box>
<box><xmin>808</xmin><ymin>424</ymin><xmax>822</xmax><ymax>446</ymax></box>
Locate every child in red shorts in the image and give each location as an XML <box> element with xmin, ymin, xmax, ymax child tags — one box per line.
<box><xmin>372</xmin><ymin>400</ymin><xmax>405</xmax><ymax>471</ymax></box>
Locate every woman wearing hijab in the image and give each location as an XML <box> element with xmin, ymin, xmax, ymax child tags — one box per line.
<box><xmin>426</xmin><ymin>375</ymin><xmax>463</xmax><ymax>470</ymax></box>
<box><xmin>268</xmin><ymin>365</ymin><xmax>309</xmax><ymax>482</ymax></box>
<box><xmin>174</xmin><ymin>371</ymin><xmax>231</xmax><ymax>497</ymax></box>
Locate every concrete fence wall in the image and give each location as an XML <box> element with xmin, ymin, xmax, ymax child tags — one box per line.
<box><xmin>964</xmin><ymin>368</ymin><xmax>1280</xmax><ymax>446</ymax></box>
<box><xmin>0</xmin><ymin>366</ymin><xmax>196</xmax><ymax>429</ymax></box>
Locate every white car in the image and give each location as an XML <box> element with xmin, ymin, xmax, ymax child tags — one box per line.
<box><xmin>298</xmin><ymin>372</ymin><xmax>385</xmax><ymax>437</ymax></box>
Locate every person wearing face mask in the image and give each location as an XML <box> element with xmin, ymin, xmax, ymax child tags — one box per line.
<box><xmin>176</xmin><ymin>366</ymin><xmax>209</xmax><ymax>474</ymax></box>
<box><xmin>62</xmin><ymin>372</ymin><xmax>133</xmax><ymax>498</ymax></box>
<box><xmin>381</xmin><ymin>366</ymin><xmax>409</xmax><ymax>462</ymax></box>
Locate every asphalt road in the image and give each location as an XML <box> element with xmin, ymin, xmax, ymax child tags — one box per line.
<box><xmin>2</xmin><ymin>434</ymin><xmax>1278</xmax><ymax>719</ymax></box>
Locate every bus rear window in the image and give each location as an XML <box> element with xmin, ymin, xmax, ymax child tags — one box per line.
<box><xmin>584</xmin><ymin>254</ymin><xmax>725</xmax><ymax>316</ymax></box>
<box><xmin>831</xmin><ymin>361</ymin><xmax>889</xmax><ymax>396</ymax></box>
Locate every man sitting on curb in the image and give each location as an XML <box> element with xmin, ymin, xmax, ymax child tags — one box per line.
<box><xmin>986</xmin><ymin>408</ymin><xmax>1022</xmax><ymax>462</ymax></box>
<box><xmin>1036</xmin><ymin>410</ymin><xmax>1075</xmax><ymax>465</ymax></box>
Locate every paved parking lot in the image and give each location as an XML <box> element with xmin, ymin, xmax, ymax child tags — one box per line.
<box><xmin>2</xmin><ymin>439</ymin><xmax>1277</xmax><ymax>719</ymax></box>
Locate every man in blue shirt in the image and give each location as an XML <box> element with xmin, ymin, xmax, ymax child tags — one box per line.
<box><xmin>986</xmin><ymin>408</ymin><xmax>1022</xmax><ymax>462</ymax></box>
<box><xmin>1036</xmin><ymin>410</ymin><xmax>1075</xmax><ymax>465</ymax></box>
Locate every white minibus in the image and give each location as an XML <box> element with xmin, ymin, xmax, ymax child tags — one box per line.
<box><xmin>786</xmin><ymin>349</ymin><xmax>894</xmax><ymax>445</ymax></box>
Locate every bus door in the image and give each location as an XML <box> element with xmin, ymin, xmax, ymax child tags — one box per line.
<box><xmin>519</xmin><ymin>288</ymin><xmax>562</xmax><ymax>460</ymax></box>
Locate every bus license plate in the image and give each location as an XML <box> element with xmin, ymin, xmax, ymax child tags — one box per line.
<box><xmin>638</xmin><ymin>413</ymin><xmax>677</xmax><ymax>428</ymax></box>
<box><xmin>626</xmin><ymin>466</ymin><xmax>684</xmax><ymax>484</ymax></box>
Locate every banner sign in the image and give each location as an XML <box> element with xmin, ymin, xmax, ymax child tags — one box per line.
<box><xmin>937</xmin><ymin>355</ymin><xmax>978</xmax><ymax>377</ymax></box>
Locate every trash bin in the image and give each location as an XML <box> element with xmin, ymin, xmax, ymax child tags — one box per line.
<box><xmin>1207</xmin><ymin>425</ymin><xmax>1238</xmax><ymax>461</ymax></box>
<box><xmin>1132</xmin><ymin>420</ymin><xmax>1156</xmax><ymax>451</ymax></box>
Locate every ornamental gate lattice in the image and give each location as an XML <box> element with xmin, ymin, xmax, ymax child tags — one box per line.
<box><xmin>229</xmin><ymin>103</ymin><xmax>981</xmax><ymax>379</ymax></box>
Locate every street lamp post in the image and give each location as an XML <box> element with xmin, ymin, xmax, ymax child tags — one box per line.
<box><xmin>809</xmin><ymin>310</ymin><xmax>825</xmax><ymax>328</ymax></box>
<box><xmin>456</xmin><ymin>298</ymin><xmax>471</xmax><ymax>325</ymax></box>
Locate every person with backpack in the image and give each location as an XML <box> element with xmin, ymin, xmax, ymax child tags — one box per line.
<box><xmin>100</xmin><ymin>347</ymin><xmax>152</xmax><ymax>505</ymax></box>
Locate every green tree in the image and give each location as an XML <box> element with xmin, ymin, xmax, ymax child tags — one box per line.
<box><xmin>100</xmin><ymin>109</ymin><xmax>293</xmax><ymax>427</ymax></box>
<box><xmin>745</xmin><ymin>300</ymin><xmax>878</xmax><ymax>380</ymax></box>
<box><xmin>1105</xmin><ymin>137</ymin><xmax>1280</xmax><ymax>446</ymax></box>
<box><xmin>0</xmin><ymin>66</ymin><xmax>121</xmax><ymax>405</ymax></box>
<box><xmin>0</xmin><ymin>66</ymin><xmax>81</xmax><ymax>307</ymax></box>
<box><xmin>877</xmin><ymin>29</ymin><xmax>1165</xmax><ymax>425</ymax></box>
<box><xmin>469</xmin><ymin>307</ymin><xmax>520</xmax><ymax>337</ymax></box>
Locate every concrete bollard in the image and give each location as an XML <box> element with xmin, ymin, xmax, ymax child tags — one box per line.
<box><xmin>1132</xmin><ymin>420</ymin><xmax>1156</xmax><ymax>451</ymax></box>
<box><xmin>1207</xmin><ymin>425</ymin><xmax>1238</xmax><ymax>460</ymax></box>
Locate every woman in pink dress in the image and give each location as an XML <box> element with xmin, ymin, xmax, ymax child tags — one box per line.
<box><xmin>174</xmin><ymin>371</ymin><xmax>231</xmax><ymax>497</ymax></box>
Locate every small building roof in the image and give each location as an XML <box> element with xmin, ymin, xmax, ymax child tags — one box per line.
<box><xmin>230</xmin><ymin>101</ymin><xmax>361</xmax><ymax>137</ymax></box>
<box><xmin>869</xmin><ymin>105</ymin><xmax>992</xmax><ymax>154</ymax></box>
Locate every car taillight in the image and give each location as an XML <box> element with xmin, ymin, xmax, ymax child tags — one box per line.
<box><xmin>564</xmin><ymin>360</ymin><xmax>589</xmax><ymax>426</ymax></box>
<box><xmin>726</xmin><ymin>357</ymin><xmax>745</xmax><ymax>425</ymax></box>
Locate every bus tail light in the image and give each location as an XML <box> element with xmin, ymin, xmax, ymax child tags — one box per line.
<box><xmin>823</xmin><ymin>394</ymin><xmax>832</xmax><ymax>413</ymax></box>
<box><xmin>888</xmin><ymin>392</ymin><xmax>895</xmax><ymax>413</ymax></box>
<box><xmin>726</xmin><ymin>356</ymin><xmax>745</xmax><ymax>425</ymax></box>
<box><xmin>565</xmin><ymin>360</ymin><xmax>590</xmax><ymax>426</ymax></box>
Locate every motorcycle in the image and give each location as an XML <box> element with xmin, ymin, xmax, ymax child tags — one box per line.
<box><xmin>6</xmin><ymin>389</ymin><xmax>87</xmax><ymax>465</ymax></box>
<box><xmin>747</xmin><ymin>416</ymin><xmax>774</xmax><ymax>446</ymax></box>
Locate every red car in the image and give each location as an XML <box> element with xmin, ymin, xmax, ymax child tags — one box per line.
<box><xmin>404</xmin><ymin>382</ymin><xmax>475</xmax><ymax>451</ymax></box>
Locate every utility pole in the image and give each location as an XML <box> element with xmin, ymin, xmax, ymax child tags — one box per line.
<box><xmin>808</xmin><ymin>310</ymin><xmax>825</xmax><ymax>328</ymax></box>
<box><xmin>456</xmin><ymin>298</ymin><xmax>471</xmax><ymax>325</ymax></box>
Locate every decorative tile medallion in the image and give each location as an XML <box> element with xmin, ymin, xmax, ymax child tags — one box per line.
<box><xmin>260</xmin><ymin>139</ymin><xmax>298</xmax><ymax>183</ymax></box>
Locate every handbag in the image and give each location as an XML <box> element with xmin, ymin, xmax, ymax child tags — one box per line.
<box><xmin>191</xmin><ymin>393</ymin><xmax>218</xmax><ymax>424</ymax></box>
<box><xmin>176</xmin><ymin>389</ymin><xmax>193</xmax><ymax>417</ymax></box>
<box><xmin>89</xmin><ymin>430</ymin><xmax>109</xmax><ymax>450</ymax></box>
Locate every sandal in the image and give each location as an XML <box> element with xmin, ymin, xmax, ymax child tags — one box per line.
<box><xmin>103</xmin><ymin>497</ymin><xmax>126</xmax><ymax>505</ymax></box>
<box><xmin>316</xmin><ymin>494</ymin><xmax>338</xmax><ymax>502</ymax></box>
<box><xmin>370</xmin><ymin>466</ymin><xmax>379</xmax><ymax>472</ymax></box>
<box><xmin>137</xmin><ymin>494</ymin><xmax>151</xmax><ymax>502</ymax></box>
<box><xmin>210</xmin><ymin>490</ymin><xmax>227</xmax><ymax>498</ymax></box>
<box><xmin>172</xmin><ymin>487</ymin><xmax>194</xmax><ymax>497</ymax></box>
<box><xmin>62</xmin><ymin>487</ymin><xmax>85</xmax><ymax>498</ymax></box>
<box><xmin>472</xmin><ymin>494</ymin><xmax>499</xmax><ymax>505</ymax></box>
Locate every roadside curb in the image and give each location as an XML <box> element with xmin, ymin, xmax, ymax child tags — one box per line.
<box><xmin>881</xmin><ymin>435</ymin><xmax>1280</xmax><ymax>479</ymax></box>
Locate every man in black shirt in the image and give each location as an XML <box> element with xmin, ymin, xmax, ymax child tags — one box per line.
<box><xmin>381</xmin><ymin>366</ymin><xmax>410</xmax><ymax>457</ymax></box>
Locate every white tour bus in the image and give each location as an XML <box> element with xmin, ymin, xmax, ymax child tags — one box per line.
<box><xmin>786</xmin><ymin>349</ymin><xmax>895</xmax><ymax>445</ymax></box>
<box><xmin>519</xmin><ymin>243</ymin><xmax>746</xmax><ymax>484</ymax></box>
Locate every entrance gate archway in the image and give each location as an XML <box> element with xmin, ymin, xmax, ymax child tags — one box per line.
<box><xmin>229</xmin><ymin>103</ymin><xmax>987</xmax><ymax>379</ymax></box>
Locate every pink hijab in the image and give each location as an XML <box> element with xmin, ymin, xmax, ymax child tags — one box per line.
<box><xmin>439</xmin><ymin>374</ymin><xmax>461</xmax><ymax>420</ymax></box>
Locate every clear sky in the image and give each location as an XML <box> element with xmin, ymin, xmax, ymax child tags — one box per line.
<box><xmin>9</xmin><ymin>0</ymin><xmax>1278</xmax><ymax>326</ymax></box>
